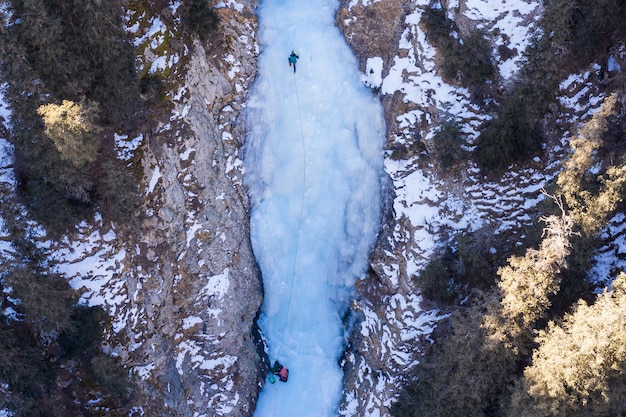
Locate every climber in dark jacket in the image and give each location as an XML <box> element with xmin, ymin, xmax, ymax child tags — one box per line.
<box><xmin>288</xmin><ymin>50</ymin><xmax>299</xmax><ymax>73</ymax></box>
<box><xmin>270</xmin><ymin>360</ymin><xmax>283</xmax><ymax>375</ymax></box>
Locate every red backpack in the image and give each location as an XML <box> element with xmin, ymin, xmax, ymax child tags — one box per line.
<box><xmin>278</xmin><ymin>367</ymin><xmax>289</xmax><ymax>382</ymax></box>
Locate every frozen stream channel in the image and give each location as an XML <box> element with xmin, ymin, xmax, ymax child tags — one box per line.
<box><xmin>244</xmin><ymin>0</ymin><xmax>385</xmax><ymax>415</ymax></box>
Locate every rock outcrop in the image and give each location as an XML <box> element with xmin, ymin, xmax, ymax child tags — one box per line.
<box><xmin>127</xmin><ymin>4</ymin><xmax>264</xmax><ymax>415</ymax></box>
<box><xmin>54</xmin><ymin>2</ymin><xmax>265</xmax><ymax>416</ymax></box>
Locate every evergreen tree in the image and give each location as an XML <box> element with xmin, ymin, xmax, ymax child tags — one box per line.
<box><xmin>507</xmin><ymin>274</ymin><xmax>626</xmax><ymax>417</ymax></box>
<box><xmin>553</xmin><ymin>93</ymin><xmax>626</xmax><ymax>311</ymax></box>
<box><xmin>37</xmin><ymin>99</ymin><xmax>101</xmax><ymax>168</ymax></box>
<box><xmin>395</xmin><ymin>195</ymin><xmax>576</xmax><ymax>415</ymax></box>
<box><xmin>475</xmin><ymin>0</ymin><xmax>626</xmax><ymax>172</ymax></box>
<box><xmin>485</xmin><ymin>206</ymin><xmax>574</xmax><ymax>356</ymax></box>
<box><xmin>2</xmin><ymin>0</ymin><xmax>142</xmax><ymax>232</ymax></box>
<box><xmin>0</xmin><ymin>197</ymin><xmax>133</xmax><ymax>415</ymax></box>
<box><xmin>392</xmin><ymin>292</ymin><xmax>518</xmax><ymax>417</ymax></box>
<box><xmin>557</xmin><ymin>94</ymin><xmax>626</xmax><ymax>236</ymax></box>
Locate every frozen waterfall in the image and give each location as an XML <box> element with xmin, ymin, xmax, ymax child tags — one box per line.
<box><xmin>243</xmin><ymin>0</ymin><xmax>385</xmax><ymax>415</ymax></box>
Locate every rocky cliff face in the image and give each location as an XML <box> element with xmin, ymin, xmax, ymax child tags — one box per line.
<box><xmin>53</xmin><ymin>2</ymin><xmax>265</xmax><ymax>416</ymax></box>
<box><xmin>127</xmin><ymin>4</ymin><xmax>264</xmax><ymax>415</ymax></box>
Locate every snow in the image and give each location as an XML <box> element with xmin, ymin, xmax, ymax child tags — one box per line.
<box><xmin>185</xmin><ymin>219</ymin><xmax>202</xmax><ymax>247</ymax></box>
<box><xmin>0</xmin><ymin>0</ymin><xmax>619</xmax><ymax>414</ymax></box>
<box><xmin>607</xmin><ymin>55</ymin><xmax>621</xmax><ymax>73</ymax></box>
<box><xmin>362</xmin><ymin>57</ymin><xmax>384</xmax><ymax>88</ymax></box>
<box><xmin>147</xmin><ymin>165</ymin><xmax>162</xmax><ymax>194</ymax></box>
<box><xmin>125</xmin><ymin>11</ymin><xmax>180</xmax><ymax>75</ymax></box>
<box><xmin>0</xmin><ymin>83</ymin><xmax>9</xmax><ymax>120</ymax></box>
<box><xmin>370</xmin><ymin>0</ymin><xmax>541</xmax><ymax>149</ymax></box>
<box><xmin>463</xmin><ymin>0</ymin><xmax>541</xmax><ymax>79</ymax></box>
<box><xmin>169</xmin><ymin>1</ymin><xmax>182</xmax><ymax>14</ymax></box>
<box><xmin>378</xmin><ymin>6</ymin><xmax>489</xmax><ymax>148</ymax></box>
<box><xmin>464</xmin><ymin>0</ymin><xmax>534</xmax><ymax>20</ymax></box>
<box><xmin>0</xmin><ymin>84</ymin><xmax>14</xmax><ymax>190</ymax></box>
<box><xmin>353</xmin><ymin>1</ymin><xmax>549</xmax><ymax>283</ymax></box>
<box><xmin>0</xmin><ymin>84</ymin><xmax>14</xmax><ymax>265</ymax></box>
<box><xmin>0</xmin><ymin>138</ymin><xmax>14</xmax><ymax>189</ymax></box>
<box><xmin>244</xmin><ymin>0</ymin><xmax>384</xmax><ymax>415</ymax></box>
<box><xmin>133</xmin><ymin>16</ymin><xmax>166</xmax><ymax>47</ymax></box>
<box><xmin>348</xmin><ymin>0</ymin><xmax>383</xmax><ymax>10</ymax></box>
<box><xmin>216</xmin><ymin>0</ymin><xmax>245</xmax><ymax>13</ymax></box>
<box><xmin>199</xmin><ymin>268</ymin><xmax>230</xmax><ymax>299</ymax></box>
<box><xmin>558</xmin><ymin>67</ymin><xmax>605</xmax><ymax>120</ymax></box>
<box><xmin>180</xmin><ymin>146</ymin><xmax>195</xmax><ymax>161</ymax></box>
<box><xmin>51</xmin><ymin>220</ymin><xmax>129</xmax><ymax>333</ymax></box>
<box><xmin>589</xmin><ymin>212</ymin><xmax>626</xmax><ymax>289</ymax></box>
<box><xmin>0</xmin><ymin>3</ymin><xmax>13</xmax><ymax>28</ymax></box>
<box><xmin>182</xmin><ymin>316</ymin><xmax>203</xmax><ymax>330</ymax></box>
<box><xmin>114</xmin><ymin>132</ymin><xmax>144</xmax><ymax>161</ymax></box>
<box><xmin>339</xmin><ymin>3</ymin><xmax>560</xmax><ymax>411</ymax></box>
<box><xmin>150</xmin><ymin>53</ymin><xmax>179</xmax><ymax>74</ymax></box>
<box><xmin>133</xmin><ymin>362</ymin><xmax>156</xmax><ymax>380</ymax></box>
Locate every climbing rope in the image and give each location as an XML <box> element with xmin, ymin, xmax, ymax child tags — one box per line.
<box><xmin>293</xmin><ymin>71</ymin><xmax>306</xmax><ymax>142</ymax></box>
<box><xmin>275</xmin><ymin>70</ymin><xmax>307</xmax><ymax>359</ymax></box>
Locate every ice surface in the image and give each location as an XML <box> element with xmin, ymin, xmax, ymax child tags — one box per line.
<box><xmin>243</xmin><ymin>1</ymin><xmax>384</xmax><ymax>415</ymax></box>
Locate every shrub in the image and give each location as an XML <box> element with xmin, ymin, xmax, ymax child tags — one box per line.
<box><xmin>557</xmin><ymin>95</ymin><xmax>622</xmax><ymax>232</ymax></box>
<box><xmin>58</xmin><ymin>305</ymin><xmax>108</xmax><ymax>358</ymax></box>
<box><xmin>397</xmin><ymin>202</ymin><xmax>577</xmax><ymax>417</ymax></box>
<box><xmin>185</xmin><ymin>0</ymin><xmax>220</xmax><ymax>41</ymax></box>
<box><xmin>495</xmin><ymin>209</ymin><xmax>574</xmax><ymax>350</ymax></box>
<box><xmin>3</xmin><ymin>266</ymin><xmax>77</xmax><ymax>336</ymax></box>
<box><xmin>431</xmin><ymin>121</ymin><xmax>467</xmax><ymax>172</ymax></box>
<box><xmin>420</xmin><ymin>7</ymin><xmax>455</xmax><ymax>47</ymax></box>
<box><xmin>475</xmin><ymin>94</ymin><xmax>542</xmax><ymax>171</ymax></box>
<box><xmin>568</xmin><ymin>0</ymin><xmax>626</xmax><ymax>67</ymax></box>
<box><xmin>97</xmin><ymin>160</ymin><xmax>142</xmax><ymax>226</ymax></box>
<box><xmin>416</xmin><ymin>228</ymin><xmax>500</xmax><ymax>306</ymax></box>
<box><xmin>418</xmin><ymin>257</ymin><xmax>458</xmax><ymax>304</ymax></box>
<box><xmin>0</xmin><ymin>198</ymin><xmax>134</xmax><ymax>415</ymax></box>
<box><xmin>458</xmin><ymin>31</ymin><xmax>495</xmax><ymax>87</ymax></box>
<box><xmin>420</xmin><ymin>7</ymin><xmax>495</xmax><ymax>98</ymax></box>
<box><xmin>392</xmin><ymin>294</ymin><xmax>518</xmax><ymax>417</ymax></box>
<box><xmin>0</xmin><ymin>202</ymin><xmax>77</xmax><ymax>337</ymax></box>
<box><xmin>90</xmin><ymin>354</ymin><xmax>132</xmax><ymax>403</ymax></box>
<box><xmin>550</xmin><ymin>95</ymin><xmax>626</xmax><ymax>313</ymax></box>
<box><xmin>0</xmin><ymin>322</ymin><xmax>54</xmax><ymax>417</ymax></box>
<box><xmin>139</xmin><ymin>73</ymin><xmax>167</xmax><ymax>107</ymax></box>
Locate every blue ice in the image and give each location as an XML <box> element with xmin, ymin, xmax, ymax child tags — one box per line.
<box><xmin>243</xmin><ymin>0</ymin><xmax>385</xmax><ymax>415</ymax></box>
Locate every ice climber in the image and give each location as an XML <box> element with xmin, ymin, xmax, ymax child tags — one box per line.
<box><xmin>269</xmin><ymin>360</ymin><xmax>289</xmax><ymax>383</ymax></box>
<box><xmin>288</xmin><ymin>50</ymin><xmax>299</xmax><ymax>73</ymax></box>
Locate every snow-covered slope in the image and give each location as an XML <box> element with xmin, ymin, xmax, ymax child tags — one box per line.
<box><xmin>337</xmin><ymin>1</ymin><xmax>624</xmax><ymax>416</ymax></box>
